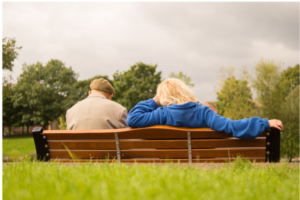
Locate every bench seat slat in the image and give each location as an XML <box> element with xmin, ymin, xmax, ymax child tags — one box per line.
<box><xmin>50</xmin><ymin>158</ymin><xmax>266</xmax><ymax>163</ymax></box>
<box><xmin>49</xmin><ymin>148</ymin><xmax>265</xmax><ymax>159</ymax></box>
<box><xmin>48</xmin><ymin>138</ymin><xmax>266</xmax><ymax>150</ymax></box>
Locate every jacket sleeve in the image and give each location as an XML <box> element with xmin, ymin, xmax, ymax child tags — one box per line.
<box><xmin>202</xmin><ymin>106</ymin><xmax>270</xmax><ymax>139</ymax></box>
<box><xmin>118</xmin><ymin>108</ymin><xmax>128</xmax><ymax>128</ymax></box>
<box><xmin>127</xmin><ymin>99</ymin><xmax>165</xmax><ymax>127</ymax></box>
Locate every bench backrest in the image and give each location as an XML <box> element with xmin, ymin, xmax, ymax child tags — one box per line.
<box><xmin>32</xmin><ymin>125</ymin><xmax>280</xmax><ymax>163</ymax></box>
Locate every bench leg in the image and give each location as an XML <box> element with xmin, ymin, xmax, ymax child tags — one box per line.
<box><xmin>266</xmin><ymin>128</ymin><xmax>281</xmax><ymax>162</ymax></box>
<box><xmin>187</xmin><ymin>132</ymin><xmax>192</xmax><ymax>163</ymax></box>
<box><xmin>32</xmin><ymin>127</ymin><xmax>50</xmax><ymax>162</ymax></box>
<box><xmin>114</xmin><ymin>133</ymin><xmax>121</xmax><ymax>163</ymax></box>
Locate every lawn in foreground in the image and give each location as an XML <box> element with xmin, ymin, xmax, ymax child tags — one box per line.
<box><xmin>3</xmin><ymin>159</ymin><xmax>299</xmax><ymax>200</ymax></box>
<box><xmin>3</xmin><ymin>135</ymin><xmax>36</xmax><ymax>159</ymax></box>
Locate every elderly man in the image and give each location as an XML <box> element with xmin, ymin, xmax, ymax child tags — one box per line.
<box><xmin>66</xmin><ymin>78</ymin><xmax>128</xmax><ymax>130</ymax></box>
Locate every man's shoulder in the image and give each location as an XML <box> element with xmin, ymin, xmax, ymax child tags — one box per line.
<box><xmin>107</xmin><ymin>100</ymin><xmax>127</xmax><ymax>111</ymax></box>
<box><xmin>67</xmin><ymin>97</ymin><xmax>126</xmax><ymax>113</ymax></box>
<box><xmin>67</xmin><ymin>98</ymin><xmax>88</xmax><ymax>113</ymax></box>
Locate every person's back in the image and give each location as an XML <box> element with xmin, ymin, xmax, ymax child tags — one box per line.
<box><xmin>66</xmin><ymin>78</ymin><xmax>127</xmax><ymax>130</ymax></box>
<box><xmin>127</xmin><ymin>78</ymin><xmax>283</xmax><ymax>139</ymax></box>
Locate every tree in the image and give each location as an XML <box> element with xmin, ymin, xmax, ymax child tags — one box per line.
<box><xmin>217</xmin><ymin>61</ymin><xmax>299</xmax><ymax>160</ymax></box>
<box><xmin>2</xmin><ymin>37</ymin><xmax>22</xmax><ymax>71</ymax></box>
<box><xmin>65</xmin><ymin>75</ymin><xmax>113</xmax><ymax>110</ymax></box>
<box><xmin>3</xmin><ymin>81</ymin><xmax>13</xmax><ymax>136</ymax></box>
<box><xmin>169</xmin><ymin>72</ymin><xmax>194</xmax><ymax>87</ymax></box>
<box><xmin>12</xmin><ymin>59</ymin><xmax>78</xmax><ymax>129</ymax></box>
<box><xmin>113</xmin><ymin>62</ymin><xmax>162</xmax><ymax>111</ymax></box>
<box><xmin>271</xmin><ymin>64</ymin><xmax>300</xmax><ymax>118</ymax></box>
<box><xmin>251</xmin><ymin>60</ymin><xmax>299</xmax><ymax>160</ymax></box>
<box><xmin>252</xmin><ymin>58</ymin><xmax>282</xmax><ymax>119</ymax></box>
<box><xmin>216</xmin><ymin>76</ymin><xmax>255</xmax><ymax>120</ymax></box>
<box><xmin>215</xmin><ymin>66</ymin><xmax>255</xmax><ymax>120</ymax></box>
<box><xmin>3</xmin><ymin>76</ymin><xmax>32</xmax><ymax>135</ymax></box>
<box><xmin>2</xmin><ymin>37</ymin><xmax>23</xmax><ymax>135</ymax></box>
<box><xmin>3</xmin><ymin>78</ymin><xmax>22</xmax><ymax>136</ymax></box>
<box><xmin>270</xmin><ymin>64</ymin><xmax>299</xmax><ymax>160</ymax></box>
<box><xmin>281</xmin><ymin>85</ymin><xmax>299</xmax><ymax>160</ymax></box>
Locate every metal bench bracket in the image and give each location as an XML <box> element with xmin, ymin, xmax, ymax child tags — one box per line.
<box><xmin>114</xmin><ymin>133</ymin><xmax>121</xmax><ymax>163</ymax></box>
<box><xmin>266</xmin><ymin>128</ymin><xmax>280</xmax><ymax>162</ymax></box>
<box><xmin>187</xmin><ymin>131</ymin><xmax>192</xmax><ymax>163</ymax></box>
<box><xmin>32</xmin><ymin>127</ymin><xmax>50</xmax><ymax>161</ymax></box>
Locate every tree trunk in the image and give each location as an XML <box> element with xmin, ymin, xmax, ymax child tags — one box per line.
<box><xmin>3</xmin><ymin>125</ymin><xmax>4</xmax><ymax>137</ymax></box>
<box><xmin>26</xmin><ymin>124</ymin><xmax>29</xmax><ymax>134</ymax></box>
<box><xmin>43</xmin><ymin>122</ymin><xmax>48</xmax><ymax>131</ymax></box>
<box><xmin>22</xmin><ymin>126</ymin><xmax>24</xmax><ymax>134</ymax></box>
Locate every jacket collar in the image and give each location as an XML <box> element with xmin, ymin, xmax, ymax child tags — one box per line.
<box><xmin>168</xmin><ymin>101</ymin><xmax>200</xmax><ymax>109</ymax></box>
<box><xmin>88</xmin><ymin>93</ymin><xmax>107</xmax><ymax>99</ymax></box>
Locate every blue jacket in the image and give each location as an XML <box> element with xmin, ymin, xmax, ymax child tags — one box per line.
<box><xmin>127</xmin><ymin>99</ymin><xmax>270</xmax><ymax>139</ymax></box>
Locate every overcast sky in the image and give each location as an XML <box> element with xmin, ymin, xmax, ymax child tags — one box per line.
<box><xmin>3</xmin><ymin>2</ymin><xmax>299</xmax><ymax>103</ymax></box>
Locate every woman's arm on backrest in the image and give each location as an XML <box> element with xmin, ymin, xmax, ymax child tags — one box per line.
<box><xmin>127</xmin><ymin>99</ymin><xmax>166</xmax><ymax>128</ymax></box>
<box><xmin>201</xmin><ymin>106</ymin><xmax>270</xmax><ymax>139</ymax></box>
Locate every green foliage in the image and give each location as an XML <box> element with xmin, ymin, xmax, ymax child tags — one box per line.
<box><xmin>3</xmin><ymin>79</ymin><xmax>14</xmax><ymax>129</ymax></box>
<box><xmin>59</xmin><ymin>117</ymin><xmax>67</xmax><ymax>130</ymax></box>
<box><xmin>252</xmin><ymin>58</ymin><xmax>282</xmax><ymax>119</ymax></box>
<box><xmin>3</xmin><ymin>77</ymin><xmax>22</xmax><ymax>135</ymax></box>
<box><xmin>271</xmin><ymin>64</ymin><xmax>300</xmax><ymax>118</ymax></box>
<box><xmin>217</xmin><ymin>76</ymin><xmax>255</xmax><ymax>120</ymax></box>
<box><xmin>280</xmin><ymin>85</ymin><xmax>299</xmax><ymax>159</ymax></box>
<box><xmin>3</xmin><ymin>161</ymin><xmax>299</xmax><ymax>200</ymax></box>
<box><xmin>279</xmin><ymin>64</ymin><xmax>299</xmax><ymax>96</ymax></box>
<box><xmin>113</xmin><ymin>62</ymin><xmax>162</xmax><ymax>111</ymax></box>
<box><xmin>216</xmin><ymin>61</ymin><xmax>299</xmax><ymax>159</ymax></box>
<box><xmin>169</xmin><ymin>71</ymin><xmax>194</xmax><ymax>87</ymax></box>
<box><xmin>216</xmin><ymin>66</ymin><xmax>255</xmax><ymax>120</ymax></box>
<box><xmin>270</xmin><ymin>65</ymin><xmax>299</xmax><ymax>159</ymax></box>
<box><xmin>12</xmin><ymin>59</ymin><xmax>78</xmax><ymax>128</ymax></box>
<box><xmin>65</xmin><ymin>75</ymin><xmax>113</xmax><ymax>110</ymax></box>
<box><xmin>252</xmin><ymin>61</ymin><xmax>299</xmax><ymax>159</ymax></box>
<box><xmin>2</xmin><ymin>37</ymin><xmax>22</xmax><ymax>71</ymax></box>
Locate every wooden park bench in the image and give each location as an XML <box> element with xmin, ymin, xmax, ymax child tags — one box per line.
<box><xmin>32</xmin><ymin>125</ymin><xmax>280</xmax><ymax>163</ymax></box>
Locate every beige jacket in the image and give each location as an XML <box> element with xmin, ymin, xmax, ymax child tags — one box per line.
<box><xmin>66</xmin><ymin>93</ymin><xmax>128</xmax><ymax>130</ymax></box>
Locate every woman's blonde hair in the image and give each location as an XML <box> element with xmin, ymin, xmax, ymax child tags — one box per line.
<box><xmin>157</xmin><ymin>78</ymin><xmax>199</xmax><ymax>106</ymax></box>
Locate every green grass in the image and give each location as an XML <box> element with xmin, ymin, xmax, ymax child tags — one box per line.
<box><xmin>3</xmin><ymin>159</ymin><xmax>299</xmax><ymax>200</ymax></box>
<box><xmin>3</xmin><ymin>135</ymin><xmax>36</xmax><ymax>159</ymax></box>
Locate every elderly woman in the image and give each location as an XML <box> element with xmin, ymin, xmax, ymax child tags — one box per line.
<box><xmin>126</xmin><ymin>78</ymin><xmax>283</xmax><ymax>139</ymax></box>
